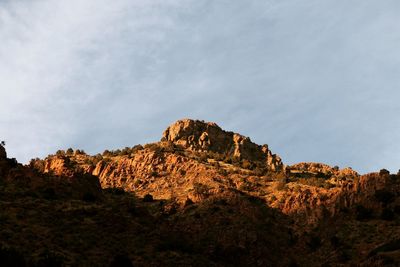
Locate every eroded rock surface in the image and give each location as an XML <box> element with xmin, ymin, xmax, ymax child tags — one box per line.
<box><xmin>163</xmin><ymin>119</ymin><xmax>283</xmax><ymax>170</ymax></box>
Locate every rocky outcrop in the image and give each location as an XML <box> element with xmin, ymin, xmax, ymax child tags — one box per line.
<box><xmin>163</xmin><ymin>119</ymin><xmax>283</xmax><ymax>171</ymax></box>
<box><xmin>289</xmin><ymin>162</ymin><xmax>358</xmax><ymax>177</ymax></box>
<box><xmin>35</xmin><ymin>119</ymin><xmax>399</xmax><ymax>226</ymax></box>
<box><xmin>0</xmin><ymin>145</ymin><xmax>6</xmax><ymax>160</ymax></box>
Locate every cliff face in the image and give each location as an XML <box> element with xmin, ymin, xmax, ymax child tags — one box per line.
<box><xmin>162</xmin><ymin>119</ymin><xmax>283</xmax><ymax>171</ymax></box>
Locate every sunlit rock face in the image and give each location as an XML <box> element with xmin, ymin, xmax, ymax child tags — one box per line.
<box><xmin>162</xmin><ymin>119</ymin><xmax>283</xmax><ymax>170</ymax></box>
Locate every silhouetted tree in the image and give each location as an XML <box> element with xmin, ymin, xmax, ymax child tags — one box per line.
<box><xmin>143</xmin><ymin>193</ymin><xmax>153</xmax><ymax>202</ymax></box>
<box><xmin>379</xmin><ymin>169</ymin><xmax>390</xmax><ymax>176</ymax></box>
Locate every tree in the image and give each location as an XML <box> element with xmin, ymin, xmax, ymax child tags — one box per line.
<box><xmin>379</xmin><ymin>169</ymin><xmax>390</xmax><ymax>176</ymax></box>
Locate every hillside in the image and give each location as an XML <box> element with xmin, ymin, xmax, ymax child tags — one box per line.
<box><xmin>1</xmin><ymin>119</ymin><xmax>400</xmax><ymax>266</ymax></box>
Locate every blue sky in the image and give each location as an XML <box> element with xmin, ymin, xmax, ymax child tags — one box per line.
<box><xmin>1</xmin><ymin>0</ymin><xmax>399</xmax><ymax>173</ymax></box>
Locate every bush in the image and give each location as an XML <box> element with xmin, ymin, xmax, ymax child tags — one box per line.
<box><xmin>307</xmin><ymin>235</ymin><xmax>322</xmax><ymax>252</ymax></box>
<box><xmin>379</xmin><ymin>169</ymin><xmax>390</xmax><ymax>176</ymax></box>
<box><xmin>55</xmin><ymin>150</ymin><xmax>65</xmax><ymax>156</ymax></box>
<box><xmin>241</xmin><ymin>160</ymin><xmax>253</xmax><ymax>170</ymax></box>
<box><xmin>102</xmin><ymin>150</ymin><xmax>112</xmax><ymax>156</ymax></box>
<box><xmin>274</xmin><ymin>180</ymin><xmax>287</xmax><ymax>191</ymax></box>
<box><xmin>82</xmin><ymin>192</ymin><xmax>97</xmax><ymax>202</ymax></box>
<box><xmin>356</xmin><ymin>205</ymin><xmax>373</xmax><ymax>221</ymax></box>
<box><xmin>104</xmin><ymin>187</ymin><xmax>125</xmax><ymax>195</ymax></box>
<box><xmin>374</xmin><ymin>190</ymin><xmax>395</xmax><ymax>205</ymax></box>
<box><xmin>381</xmin><ymin>208</ymin><xmax>395</xmax><ymax>221</ymax></box>
<box><xmin>184</xmin><ymin>198</ymin><xmax>194</xmax><ymax>207</ymax></box>
<box><xmin>193</xmin><ymin>183</ymin><xmax>211</xmax><ymax>195</ymax></box>
<box><xmin>42</xmin><ymin>187</ymin><xmax>57</xmax><ymax>200</ymax></box>
<box><xmin>143</xmin><ymin>193</ymin><xmax>154</xmax><ymax>202</ymax></box>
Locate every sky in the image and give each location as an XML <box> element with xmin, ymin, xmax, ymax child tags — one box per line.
<box><xmin>1</xmin><ymin>0</ymin><xmax>399</xmax><ymax>173</ymax></box>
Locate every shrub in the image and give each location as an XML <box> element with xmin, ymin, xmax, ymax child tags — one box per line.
<box><xmin>274</xmin><ymin>180</ymin><xmax>287</xmax><ymax>191</ymax></box>
<box><xmin>379</xmin><ymin>169</ymin><xmax>390</xmax><ymax>176</ymax></box>
<box><xmin>374</xmin><ymin>190</ymin><xmax>395</xmax><ymax>205</ymax></box>
<box><xmin>356</xmin><ymin>205</ymin><xmax>373</xmax><ymax>221</ymax></box>
<box><xmin>307</xmin><ymin>235</ymin><xmax>322</xmax><ymax>252</ymax></box>
<box><xmin>42</xmin><ymin>187</ymin><xmax>57</xmax><ymax>200</ymax></box>
<box><xmin>82</xmin><ymin>192</ymin><xmax>97</xmax><ymax>202</ymax></box>
<box><xmin>102</xmin><ymin>150</ymin><xmax>112</xmax><ymax>156</ymax></box>
<box><xmin>74</xmin><ymin>149</ymin><xmax>86</xmax><ymax>155</ymax></box>
<box><xmin>104</xmin><ymin>187</ymin><xmax>125</xmax><ymax>195</ymax></box>
<box><xmin>241</xmin><ymin>160</ymin><xmax>252</xmax><ymax>170</ymax></box>
<box><xmin>381</xmin><ymin>208</ymin><xmax>395</xmax><ymax>221</ymax></box>
<box><xmin>184</xmin><ymin>198</ymin><xmax>194</xmax><ymax>207</ymax></box>
<box><xmin>143</xmin><ymin>193</ymin><xmax>154</xmax><ymax>202</ymax></box>
<box><xmin>55</xmin><ymin>150</ymin><xmax>65</xmax><ymax>156</ymax></box>
<box><xmin>199</xmin><ymin>153</ymin><xmax>208</xmax><ymax>163</ymax></box>
<box><xmin>193</xmin><ymin>183</ymin><xmax>211</xmax><ymax>195</ymax></box>
<box><xmin>330</xmin><ymin>236</ymin><xmax>340</xmax><ymax>248</ymax></box>
<box><xmin>29</xmin><ymin>158</ymin><xmax>45</xmax><ymax>173</ymax></box>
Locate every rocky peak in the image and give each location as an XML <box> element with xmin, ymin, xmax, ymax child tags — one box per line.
<box><xmin>162</xmin><ymin>119</ymin><xmax>283</xmax><ymax>170</ymax></box>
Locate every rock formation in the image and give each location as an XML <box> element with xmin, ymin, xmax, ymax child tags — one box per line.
<box><xmin>162</xmin><ymin>119</ymin><xmax>283</xmax><ymax>171</ymax></box>
<box><xmin>11</xmin><ymin>118</ymin><xmax>400</xmax><ymax>266</ymax></box>
<box><xmin>0</xmin><ymin>144</ymin><xmax>6</xmax><ymax>159</ymax></box>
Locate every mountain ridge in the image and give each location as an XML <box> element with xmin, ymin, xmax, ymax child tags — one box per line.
<box><xmin>1</xmin><ymin>119</ymin><xmax>399</xmax><ymax>266</ymax></box>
